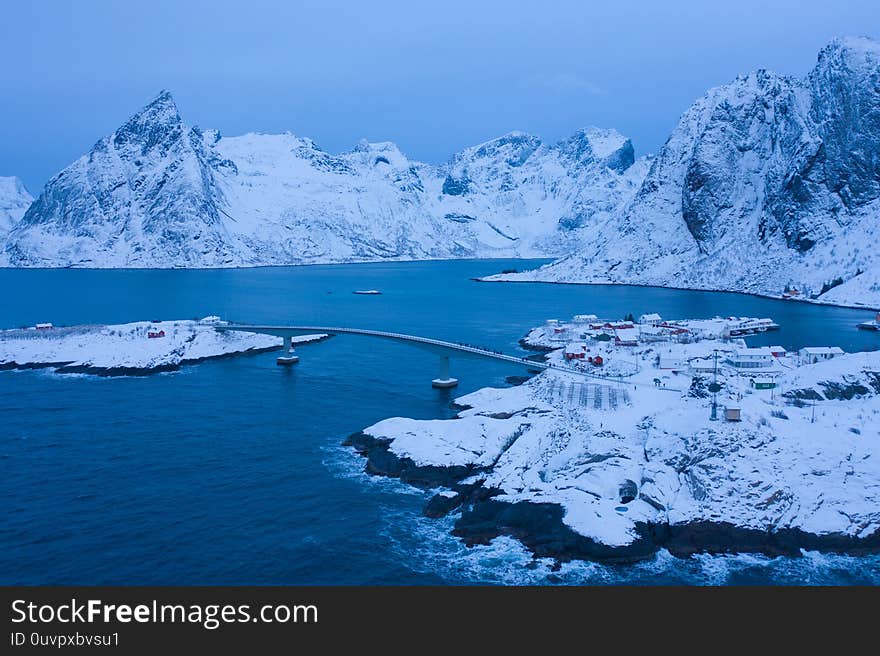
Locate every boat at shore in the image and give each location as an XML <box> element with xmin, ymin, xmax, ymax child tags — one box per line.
<box><xmin>726</xmin><ymin>317</ymin><xmax>779</xmax><ymax>336</ymax></box>
<box><xmin>858</xmin><ymin>312</ymin><xmax>880</xmax><ymax>331</ymax></box>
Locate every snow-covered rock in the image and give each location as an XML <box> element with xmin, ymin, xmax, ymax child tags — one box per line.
<box><xmin>0</xmin><ymin>320</ymin><xmax>325</xmax><ymax>374</ymax></box>
<box><xmin>0</xmin><ymin>176</ymin><xmax>32</xmax><ymax>241</ymax></box>
<box><xmin>3</xmin><ymin>93</ymin><xmax>644</xmax><ymax>267</ymax></box>
<box><xmin>490</xmin><ymin>37</ymin><xmax>880</xmax><ymax>308</ymax></box>
<box><xmin>349</xmin><ymin>336</ymin><xmax>880</xmax><ymax>561</ymax></box>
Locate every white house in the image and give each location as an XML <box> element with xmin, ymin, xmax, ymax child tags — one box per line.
<box><xmin>799</xmin><ymin>346</ymin><xmax>845</xmax><ymax>364</ymax></box>
<box><xmin>638</xmin><ymin>313</ymin><xmax>662</xmax><ymax>326</ymax></box>
<box><xmin>727</xmin><ymin>347</ymin><xmax>775</xmax><ymax>369</ymax></box>
<box><xmin>613</xmin><ymin>328</ymin><xmax>639</xmax><ymax>346</ymax></box>
<box><xmin>689</xmin><ymin>358</ymin><xmax>718</xmax><ymax>374</ymax></box>
<box><xmin>658</xmin><ymin>351</ymin><xmax>687</xmax><ymax>370</ymax></box>
<box><xmin>572</xmin><ymin>314</ymin><xmax>598</xmax><ymax>324</ymax></box>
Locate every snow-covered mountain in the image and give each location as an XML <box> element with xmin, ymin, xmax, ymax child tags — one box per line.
<box><xmin>493</xmin><ymin>37</ymin><xmax>880</xmax><ymax>307</ymax></box>
<box><xmin>2</xmin><ymin>93</ymin><xmax>645</xmax><ymax>267</ymax></box>
<box><xmin>0</xmin><ymin>177</ymin><xmax>33</xmax><ymax>239</ymax></box>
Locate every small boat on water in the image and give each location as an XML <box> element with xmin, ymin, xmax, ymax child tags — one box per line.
<box><xmin>857</xmin><ymin>312</ymin><xmax>880</xmax><ymax>331</ymax></box>
<box><xmin>353</xmin><ymin>290</ymin><xmax>382</xmax><ymax>295</ymax></box>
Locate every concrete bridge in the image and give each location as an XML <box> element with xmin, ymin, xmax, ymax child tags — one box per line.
<box><xmin>215</xmin><ymin>323</ymin><xmax>586</xmax><ymax>388</ymax></box>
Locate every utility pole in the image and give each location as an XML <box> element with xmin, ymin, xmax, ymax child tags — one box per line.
<box><xmin>709</xmin><ymin>348</ymin><xmax>720</xmax><ymax>421</ymax></box>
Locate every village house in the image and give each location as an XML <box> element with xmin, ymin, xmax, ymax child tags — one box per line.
<box><xmin>727</xmin><ymin>347</ymin><xmax>775</xmax><ymax>369</ymax></box>
<box><xmin>638</xmin><ymin>313</ymin><xmax>662</xmax><ymax>326</ymax></box>
<box><xmin>564</xmin><ymin>343</ymin><xmax>587</xmax><ymax>360</ymax></box>
<box><xmin>724</xmin><ymin>406</ymin><xmax>742</xmax><ymax>422</ymax></box>
<box><xmin>658</xmin><ymin>352</ymin><xmax>687</xmax><ymax>370</ymax></box>
<box><xmin>689</xmin><ymin>358</ymin><xmax>718</xmax><ymax>374</ymax></box>
<box><xmin>613</xmin><ymin>328</ymin><xmax>639</xmax><ymax>347</ymax></box>
<box><xmin>798</xmin><ymin>346</ymin><xmax>845</xmax><ymax>364</ymax></box>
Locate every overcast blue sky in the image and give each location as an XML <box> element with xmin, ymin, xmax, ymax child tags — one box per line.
<box><xmin>2</xmin><ymin>0</ymin><xmax>878</xmax><ymax>192</ymax></box>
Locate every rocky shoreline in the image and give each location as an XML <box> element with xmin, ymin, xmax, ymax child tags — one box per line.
<box><xmin>480</xmin><ymin>276</ymin><xmax>880</xmax><ymax>313</ymax></box>
<box><xmin>344</xmin><ymin>429</ymin><xmax>880</xmax><ymax>564</ymax></box>
<box><xmin>0</xmin><ymin>344</ymin><xmax>283</xmax><ymax>376</ymax></box>
<box><xmin>342</xmin><ymin>332</ymin><xmax>880</xmax><ymax>566</ymax></box>
<box><xmin>0</xmin><ymin>337</ymin><xmax>335</xmax><ymax>376</ymax></box>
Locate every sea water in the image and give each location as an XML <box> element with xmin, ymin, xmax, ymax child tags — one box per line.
<box><xmin>2</xmin><ymin>259</ymin><xmax>878</xmax><ymax>584</ymax></box>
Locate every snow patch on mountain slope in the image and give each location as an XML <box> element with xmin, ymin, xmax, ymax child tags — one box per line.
<box><xmin>0</xmin><ymin>177</ymin><xmax>32</xmax><ymax>241</ymax></box>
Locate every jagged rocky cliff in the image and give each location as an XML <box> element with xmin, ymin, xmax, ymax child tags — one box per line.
<box><xmin>493</xmin><ymin>37</ymin><xmax>880</xmax><ymax>307</ymax></box>
<box><xmin>0</xmin><ymin>177</ymin><xmax>32</xmax><ymax>239</ymax></box>
<box><xmin>2</xmin><ymin>93</ymin><xmax>644</xmax><ymax>267</ymax></box>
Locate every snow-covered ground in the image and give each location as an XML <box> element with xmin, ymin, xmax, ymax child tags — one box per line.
<box><xmin>0</xmin><ymin>319</ymin><xmax>325</xmax><ymax>374</ymax></box>
<box><xmin>352</xmin><ymin>318</ymin><xmax>880</xmax><ymax>559</ymax></box>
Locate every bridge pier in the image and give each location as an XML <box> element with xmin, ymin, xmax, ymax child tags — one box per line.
<box><xmin>432</xmin><ymin>354</ymin><xmax>458</xmax><ymax>388</ymax></box>
<box><xmin>277</xmin><ymin>335</ymin><xmax>300</xmax><ymax>365</ymax></box>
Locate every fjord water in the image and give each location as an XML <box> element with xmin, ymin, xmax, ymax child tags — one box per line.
<box><xmin>2</xmin><ymin>259</ymin><xmax>879</xmax><ymax>585</ymax></box>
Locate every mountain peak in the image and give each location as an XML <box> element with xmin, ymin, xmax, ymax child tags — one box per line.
<box><xmin>556</xmin><ymin>126</ymin><xmax>634</xmax><ymax>172</ymax></box>
<box><xmin>0</xmin><ymin>176</ymin><xmax>34</xmax><ymax>236</ymax></box>
<box><xmin>133</xmin><ymin>89</ymin><xmax>181</xmax><ymax>122</ymax></box>
<box><xmin>152</xmin><ymin>88</ymin><xmax>175</xmax><ymax>103</ymax></box>
<box><xmin>107</xmin><ymin>90</ymin><xmax>187</xmax><ymax>156</ymax></box>
<box><xmin>0</xmin><ymin>176</ymin><xmax>30</xmax><ymax>198</ymax></box>
<box><xmin>823</xmin><ymin>35</ymin><xmax>880</xmax><ymax>56</ymax></box>
<box><xmin>814</xmin><ymin>35</ymin><xmax>880</xmax><ymax>79</ymax></box>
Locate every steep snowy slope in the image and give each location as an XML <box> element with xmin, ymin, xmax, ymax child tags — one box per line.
<box><xmin>4</xmin><ymin>93</ymin><xmax>645</xmax><ymax>267</ymax></box>
<box><xmin>494</xmin><ymin>37</ymin><xmax>880</xmax><ymax>307</ymax></box>
<box><xmin>425</xmin><ymin>128</ymin><xmax>648</xmax><ymax>255</ymax></box>
<box><xmin>5</xmin><ymin>92</ymin><xmax>234</xmax><ymax>267</ymax></box>
<box><xmin>0</xmin><ymin>177</ymin><xmax>32</xmax><ymax>240</ymax></box>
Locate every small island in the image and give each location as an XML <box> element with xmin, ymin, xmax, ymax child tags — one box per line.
<box><xmin>0</xmin><ymin>318</ymin><xmax>327</xmax><ymax>376</ymax></box>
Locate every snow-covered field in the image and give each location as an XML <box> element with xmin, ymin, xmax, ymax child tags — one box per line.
<box><xmin>0</xmin><ymin>320</ymin><xmax>324</xmax><ymax>374</ymax></box>
<box><xmin>352</xmin><ymin>319</ymin><xmax>880</xmax><ymax>559</ymax></box>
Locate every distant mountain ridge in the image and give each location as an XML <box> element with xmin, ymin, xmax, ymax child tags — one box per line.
<box><xmin>493</xmin><ymin>37</ymin><xmax>880</xmax><ymax>308</ymax></box>
<box><xmin>2</xmin><ymin>93</ymin><xmax>645</xmax><ymax>267</ymax></box>
<box><xmin>6</xmin><ymin>36</ymin><xmax>879</xmax><ymax>311</ymax></box>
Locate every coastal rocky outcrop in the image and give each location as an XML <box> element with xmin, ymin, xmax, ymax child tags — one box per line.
<box><xmin>2</xmin><ymin>94</ymin><xmax>645</xmax><ymax>267</ymax></box>
<box><xmin>490</xmin><ymin>37</ymin><xmax>880</xmax><ymax>308</ymax></box>
<box><xmin>344</xmin><ymin>340</ymin><xmax>880</xmax><ymax>563</ymax></box>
